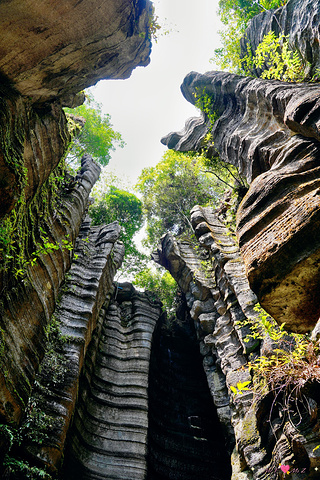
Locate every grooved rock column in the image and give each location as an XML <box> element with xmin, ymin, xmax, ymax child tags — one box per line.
<box><xmin>0</xmin><ymin>155</ymin><xmax>101</xmax><ymax>424</ymax></box>
<box><xmin>162</xmin><ymin>70</ymin><xmax>320</xmax><ymax>332</ymax></box>
<box><xmin>63</xmin><ymin>285</ymin><xmax>162</xmax><ymax>480</ymax></box>
<box><xmin>20</xmin><ymin>217</ymin><xmax>124</xmax><ymax>471</ymax></box>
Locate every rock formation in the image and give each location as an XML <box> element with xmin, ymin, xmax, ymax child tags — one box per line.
<box><xmin>2</xmin><ymin>0</ymin><xmax>320</xmax><ymax>479</ymax></box>
<box><xmin>20</xmin><ymin>216</ymin><xmax>124</xmax><ymax>472</ymax></box>
<box><xmin>0</xmin><ymin>0</ymin><xmax>152</xmax><ymax>426</ymax></box>
<box><xmin>0</xmin><ymin>0</ymin><xmax>152</xmax><ymax>104</ymax></box>
<box><xmin>154</xmin><ymin>205</ymin><xmax>320</xmax><ymax>479</ymax></box>
<box><xmin>0</xmin><ymin>0</ymin><xmax>153</xmax><ymax>475</ymax></box>
<box><xmin>0</xmin><ymin>155</ymin><xmax>101</xmax><ymax>425</ymax></box>
<box><xmin>63</xmin><ymin>284</ymin><xmax>162</xmax><ymax>480</ymax></box>
<box><xmin>162</xmin><ymin>71</ymin><xmax>320</xmax><ymax>332</ymax></box>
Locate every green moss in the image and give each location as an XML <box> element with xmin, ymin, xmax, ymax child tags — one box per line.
<box><xmin>241</xmin><ymin>410</ymin><xmax>260</xmax><ymax>445</ymax></box>
<box><xmin>0</xmin><ymin>157</ymin><xmax>72</xmax><ymax>282</ymax></box>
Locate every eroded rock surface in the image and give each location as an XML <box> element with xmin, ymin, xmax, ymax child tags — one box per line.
<box><xmin>63</xmin><ymin>284</ymin><xmax>162</xmax><ymax>480</ymax></box>
<box><xmin>0</xmin><ymin>0</ymin><xmax>152</xmax><ymax>103</ymax></box>
<box><xmin>0</xmin><ymin>0</ymin><xmax>153</xmax><ymax>433</ymax></box>
<box><xmin>154</xmin><ymin>206</ymin><xmax>320</xmax><ymax>479</ymax></box>
<box><xmin>20</xmin><ymin>217</ymin><xmax>124</xmax><ymax>472</ymax></box>
<box><xmin>162</xmin><ymin>71</ymin><xmax>320</xmax><ymax>332</ymax></box>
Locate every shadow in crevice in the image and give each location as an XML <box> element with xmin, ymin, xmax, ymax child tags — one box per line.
<box><xmin>147</xmin><ymin>296</ymin><xmax>231</xmax><ymax>480</ymax></box>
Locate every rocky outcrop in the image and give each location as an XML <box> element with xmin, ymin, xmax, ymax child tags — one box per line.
<box><xmin>0</xmin><ymin>155</ymin><xmax>100</xmax><ymax>425</ymax></box>
<box><xmin>154</xmin><ymin>206</ymin><xmax>320</xmax><ymax>479</ymax></box>
<box><xmin>162</xmin><ymin>71</ymin><xmax>320</xmax><ymax>332</ymax></box>
<box><xmin>19</xmin><ymin>217</ymin><xmax>124</xmax><ymax>472</ymax></box>
<box><xmin>62</xmin><ymin>284</ymin><xmax>162</xmax><ymax>480</ymax></box>
<box><xmin>0</xmin><ymin>0</ymin><xmax>152</xmax><ymax>104</ymax></box>
<box><xmin>0</xmin><ymin>0</ymin><xmax>153</xmax><ymax>430</ymax></box>
<box><xmin>153</xmin><ymin>209</ymin><xmax>256</xmax><ymax>449</ymax></box>
<box><xmin>240</xmin><ymin>0</ymin><xmax>320</xmax><ymax>80</ymax></box>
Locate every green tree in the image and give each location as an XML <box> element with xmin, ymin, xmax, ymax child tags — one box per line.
<box><xmin>133</xmin><ymin>267</ymin><xmax>178</xmax><ymax>313</ymax></box>
<box><xmin>136</xmin><ymin>150</ymin><xmax>224</xmax><ymax>248</ymax></box>
<box><xmin>64</xmin><ymin>95</ymin><xmax>125</xmax><ymax>166</ymax></box>
<box><xmin>89</xmin><ymin>185</ymin><xmax>146</xmax><ymax>275</ymax></box>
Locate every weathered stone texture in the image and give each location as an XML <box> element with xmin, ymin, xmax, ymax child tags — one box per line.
<box><xmin>162</xmin><ymin>70</ymin><xmax>320</xmax><ymax>332</ymax></box>
<box><xmin>20</xmin><ymin>217</ymin><xmax>124</xmax><ymax>471</ymax></box>
<box><xmin>0</xmin><ymin>0</ymin><xmax>152</xmax><ymax>103</ymax></box>
<box><xmin>0</xmin><ymin>155</ymin><xmax>100</xmax><ymax>425</ymax></box>
<box><xmin>0</xmin><ymin>87</ymin><xmax>70</xmax><ymax>220</ymax></box>
<box><xmin>63</xmin><ymin>285</ymin><xmax>162</xmax><ymax>480</ymax></box>
<box><xmin>154</xmin><ymin>206</ymin><xmax>320</xmax><ymax>479</ymax></box>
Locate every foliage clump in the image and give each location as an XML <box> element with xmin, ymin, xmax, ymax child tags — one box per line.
<box><xmin>64</xmin><ymin>94</ymin><xmax>125</xmax><ymax>167</ymax></box>
<box><xmin>243</xmin><ymin>31</ymin><xmax>307</xmax><ymax>81</ymax></box>
<box><xmin>212</xmin><ymin>0</ymin><xmax>287</xmax><ymax>74</ymax></box>
<box><xmin>0</xmin><ymin>159</ymin><xmax>74</xmax><ymax>282</ymax></box>
<box><xmin>133</xmin><ymin>268</ymin><xmax>178</xmax><ymax>313</ymax></box>
<box><xmin>90</xmin><ymin>185</ymin><xmax>145</xmax><ymax>276</ymax></box>
<box><xmin>235</xmin><ymin>305</ymin><xmax>320</xmax><ymax>426</ymax></box>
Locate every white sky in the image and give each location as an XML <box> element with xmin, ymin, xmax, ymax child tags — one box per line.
<box><xmin>89</xmin><ymin>0</ymin><xmax>223</xmax><ymax>186</ymax></box>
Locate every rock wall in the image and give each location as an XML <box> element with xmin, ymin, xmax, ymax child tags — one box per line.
<box><xmin>162</xmin><ymin>70</ymin><xmax>320</xmax><ymax>332</ymax></box>
<box><xmin>0</xmin><ymin>0</ymin><xmax>152</xmax><ymax>104</ymax></box>
<box><xmin>0</xmin><ymin>0</ymin><xmax>153</xmax><ymax>475</ymax></box>
<box><xmin>0</xmin><ymin>155</ymin><xmax>100</xmax><ymax>425</ymax></box>
<box><xmin>19</xmin><ymin>217</ymin><xmax>124</xmax><ymax>472</ymax></box>
<box><xmin>63</xmin><ymin>284</ymin><xmax>162</xmax><ymax>480</ymax></box>
<box><xmin>154</xmin><ymin>206</ymin><xmax>320</xmax><ymax>479</ymax></box>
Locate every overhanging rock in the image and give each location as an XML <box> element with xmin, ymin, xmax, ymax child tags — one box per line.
<box><xmin>162</xmin><ymin>71</ymin><xmax>320</xmax><ymax>332</ymax></box>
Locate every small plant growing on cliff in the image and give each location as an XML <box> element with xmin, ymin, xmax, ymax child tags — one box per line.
<box><xmin>250</xmin><ymin>31</ymin><xmax>306</xmax><ymax>82</ymax></box>
<box><xmin>194</xmin><ymin>89</ymin><xmax>219</xmax><ymax>130</ymax></box>
<box><xmin>237</xmin><ymin>305</ymin><xmax>320</xmax><ymax>428</ymax></box>
<box><xmin>230</xmin><ymin>380</ymin><xmax>251</xmax><ymax>396</ymax></box>
<box><xmin>3</xmin><ymin>456</ymin><xmax>51</xmax><ymax>479</ymax></box>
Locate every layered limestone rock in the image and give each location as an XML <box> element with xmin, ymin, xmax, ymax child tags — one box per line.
<box><xmin>19</xmin><ymin>217</ymin><xmax>124</xmax><ymax>472</ymax></box>
<box><xmin>154</xmin><ymin>206</ymin><xmax>320</xmax><ymax>479</ymax></box>
<box><xmin>0</xmin><ymin>0</ymin><xmax>152</xmax><ymax>103</ymax></box>
<box><xmin>0</xmin><ymin>155</ymin><xmax>100</xmax><ymax>425</ymax></box>
<box><xmin>0</xmin><ymin>0</ymin><xmax>152</xmax><ymax>432</ymax></box>
<box><xmin>162</xmin><ymin>71</ymin><xmax>320</xmax><ymax>332</ymax></box>
<box><xmin>0</xmin><ymin>85</ymin><xmax>70</xmax><ymax>220</ymax></box>
<box><xmin>153</xmin><ymin>208</ymin><xmax>256</xmax><ymax>451</ymax></box>
<box><xmin>63</xmin><ymin>284</ymin><xmax>162</xmax><ymax>480</ymax></box>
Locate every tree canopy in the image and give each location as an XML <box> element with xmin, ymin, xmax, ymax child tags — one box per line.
<box><xmin>64</xmin><ymin>95</ymin><xmax>125</xmax><ymax>166</ymax></box>
<box><xmin>89</xmin><ymin>185</ymin><xmax>145</xmax><ymax>275</ymax></box>
<box><xmin>135</xmin><ymin>150</ymin><xmax>225</xmax><ymax>248</ymax></box>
